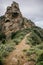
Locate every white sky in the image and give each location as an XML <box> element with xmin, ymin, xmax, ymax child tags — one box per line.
<box><xmin>0</xmin><ymin>0</ymin><xmax>43</xmax><ymax>28</ymax></box>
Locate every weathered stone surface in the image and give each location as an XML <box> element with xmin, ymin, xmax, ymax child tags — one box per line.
<box><xmin>0</xmin><ymin>1</ymin><xmax>35</xmax><ymax>38</ymax></box>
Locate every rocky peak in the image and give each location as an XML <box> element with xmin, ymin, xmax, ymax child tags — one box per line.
<box><xmin>0</xmin><ymin>1</ymin><xmax>35</xmax><ymax>39</ymax></box>
<box><xmin>5</xmin><ymin>1</ymin><xmax>22</xmax><ymax>19</ymax></box>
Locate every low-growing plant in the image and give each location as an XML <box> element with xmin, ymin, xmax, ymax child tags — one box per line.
<box><xmin>37</xmin><ymin>53</ymin><xmax>43</xmax><ymax>62</ymax></box>
<box><xmin>36</xmin><ymin>61</ymin><xmax>43</xmax><ymax>65</ymax></box>
<box><xmin>26</xmin><ymin>32</ymin><xmax>42</xmax><ymax>46</ymax></box>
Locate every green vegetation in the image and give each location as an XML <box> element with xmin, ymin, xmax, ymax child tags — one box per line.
<box><xmin>36</xmin><ymin>61</ymin><xmax>43</xmax><ymax>65</ymax></box>
<box><xmin>11</xmin><ymin>28</ymin><xmax>31</xmax><ymax>44</ymax></box>
<box><xmin>0</xmin><ymin>32</ymin><xmax>6</xmax><ymax>44</ymax></box>
<box><xmin>26</xmin><ymin>31</ymin><xmax>42</xmax><ymax>46</ymax></box>
<box><xmin>11</xmin><ymin>26</ymin><xmax>43</xmax><ymax>46</ymax></box>
<box><xmin>0</xmin><ymin>26</ymin><xmax>43</xmax><ymax>65</ymax></box>
<box><xmin>0</xmin><ymin>40</ymin><xmax>16</xmax><ymax>64</ymax></box>
<box><xmin>0</xmin><ymin>59</ymin><xmax>4</xmax><ymax>65</ymax></box>
<box><xmin>11</xmin><ymin>27</ymin><xmax>43</xmax><ymax>65</ymax></box>
<box><xmin>26</xmin><ymin>43</ymin><xmax>43</xmax><ymax>65</ymax></box>
<box><xmin>37</xmin><ymin>52</ymin><xmax>43</xmax><ymax>65</ymax></box>
<box><xmin>32</xmin><ymin>26</ymin><xmax>43</xmax><ymax>41</ymax></box>
<box><xmin>0</xmin><ymin>33</ymin><xmax>6</xmax><ymax>41</ymax></box>
<box><xmin>0</xmin><ymin>40</ymin><xmax>15</xmax><ymax>57</ymax></box>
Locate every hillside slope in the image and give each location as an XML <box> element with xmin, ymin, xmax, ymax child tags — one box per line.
<box><xmin>0</xmin><ymin>1</ymin><xmax>43</xmax><ymax>65</ymax></box>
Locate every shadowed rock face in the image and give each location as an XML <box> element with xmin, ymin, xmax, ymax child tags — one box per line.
<box><xmin>0</xmin><ymin>1</ymin><xmax>35</xmax><ymax>38</ymax></box>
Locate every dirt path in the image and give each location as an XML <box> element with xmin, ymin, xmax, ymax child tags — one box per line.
<box><xmin>5</xmin><ymin>33</ymin><xmax>31</xmax><ymax>65</ymax></box>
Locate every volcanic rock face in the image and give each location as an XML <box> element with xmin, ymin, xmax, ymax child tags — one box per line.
<box><xmin>0</xmin><ymin>1</ymin><xmax>35</xmax><ymax>38</ymax></box>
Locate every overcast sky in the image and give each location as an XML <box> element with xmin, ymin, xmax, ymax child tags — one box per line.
<box><xmin>0</xmin><ymin>0</ymin><xmax>43</xmax><ymax>28</ymax></box>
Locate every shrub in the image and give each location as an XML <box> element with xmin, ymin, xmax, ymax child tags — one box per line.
<box><xmin>11</xmin><ymin>32</ymin><xmax>16</xmax><ymax>39</ymax></box>
<box><xmin>0</xmin><ymin>56</ymin><xmax>4</xmax><ymax>65</ymax></box>
<box><xmin>35</xmin><ymin>44</ymin><xmax>43</xmax><ymax>50</ymax></box>
<box><xmin>33</xmin><ymin>29</ymin><xmax>43</xmax><ymax>41</ymax></box>
<box><xmin>0</xmin><ymin>33</ymin><xmax>6</xmax><ymax>41</ymax></box>
<box><xmin>26</xmin><ymin>32</ymin><xmax>41</xmax><ymax>46</ymax></box>
<box><xmin>2</xmin><ymin>39</ymin><xmax>6</xmax><ymax>44</ymax></box>
<box><xmin>2</xmin><ymin>51</ymin><xmax>9</xmax><ymax>57</ymax></box>
<box><xmin>5</xmin><ymin>46</ymin><xmax>14</xmax><ymax>52</ymax></box>
<box><xmin>0</xmin><ymin>60</ymin><xmax>3</xmax><ymax>65</ymax></box>
<box><xmin>37</xmin><ymin>53</ymin><xmax>43</xmax><ymax>62</ymax></box>
<box><xmin>36</xmin><ymin>61</ymin><xmax>43</xmax><ymax>65</ymax></box>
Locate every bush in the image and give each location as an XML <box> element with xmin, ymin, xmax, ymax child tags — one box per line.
<box><xmin>37</xmin><ymin>53</ymin><xmax>43</xmax><ymax>62</ymax></box>
<box><xmin>26</xmin><ymin>32</ymin><xmax>41</xmax><ymax>46</ymax></box>
<box><xmin>5</xmin><ymin>46</ymin><xmax>14</xmax><ymax>52</ymax></box>
<box><xmin>35</xmin><ymin>44</ymin><xmax>43</xmax><ymax>50</ymax></box>
<box><xmin>36</xmin><ymin>61</ymin><xmax>43</xmax><ymax>65</ymax></box>
<box><xmin>0</xmin><ymin>41</ymin><xmax>15</xmax><ymax>58</ymax></box>
<box><xmin>11</xmin><ymin>32</ymin><xmax>16</xmax><ymax>39</ymax></box>
<box><xmin>0</xmin><ymin>33</ymin><xmax>6</xmax><ymax>41</ymax></box>
<box><xmin>0</xmin><ymin>56</ymin><xmax>4</xmax><ymax>65</ymax></box>
<box><xmin>26</xmin><ymin>48</ymin><xmax>35</xmax><ymax>56</ymax></box>
<box><xmin>2</xmin><ymin>51</ymin><xmax>9</xmax><ymax>57</ymax></box>
<box><xmin>0</xmin><ymin>60</ymin><xmax>3</xmax><ymax>65</ymax></box>
<box><xmin>33</xmin><ymin>29</ymin><xmax>43</xmax><ymax>41</ymax></box>
<box><xmin>2</xmin><ymin>39</ymin><xmax>6</xmax><ymax>44</ymax></box>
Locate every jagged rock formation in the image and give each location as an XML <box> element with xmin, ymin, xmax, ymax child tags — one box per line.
<box><xmin>0</xmin><ymin>1</ymin><xmax>35</xmax><ymax>39</ymax></box>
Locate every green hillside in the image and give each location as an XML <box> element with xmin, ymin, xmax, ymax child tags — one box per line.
<box><xmin>0</xmin><ymin>26</ymin><xmax>43</xmax><ymax>65</ymax></box>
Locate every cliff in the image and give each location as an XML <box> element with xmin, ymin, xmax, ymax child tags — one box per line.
<box><xmin>0</xmin><ymin>1</ymin><xmax>35</xmax><ymax>39</ymax></box>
